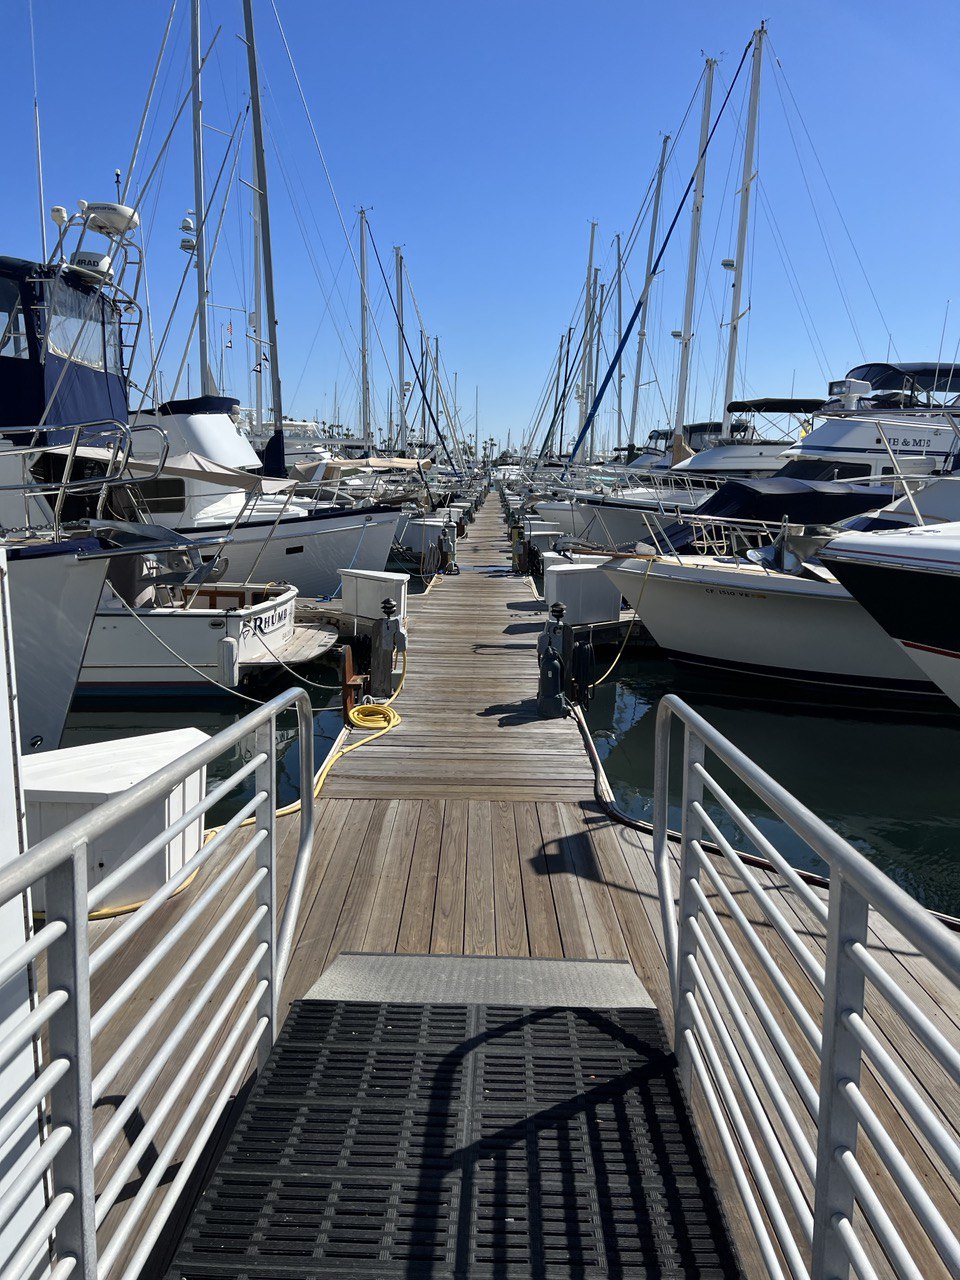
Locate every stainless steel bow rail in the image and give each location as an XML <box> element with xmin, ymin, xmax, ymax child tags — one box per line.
<box><xmin>0</xmin><ymin>688</ymin><xmax>314</xmax><ymax>1280</ymax></box>
<box><xmin>653</xmin><ymin>692</ymin><xmax>960</xmax><ymax>1280</ymax></box>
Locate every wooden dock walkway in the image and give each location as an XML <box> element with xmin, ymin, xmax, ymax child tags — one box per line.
<box><xmin>325</xmin><ymin>498</ymin><xmax>596</xmax><ymax>800</ymax></box>
<box><xmin>83</xmin><ymin>493</ymin><xmax>960</xmax><ymax>1280</ymax></box>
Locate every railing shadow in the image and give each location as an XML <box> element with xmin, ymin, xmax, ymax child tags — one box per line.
<box><xmin>408</xmin><ymin>1006</ymin><xmax>736</xmax><ymax>1278</ymax></box>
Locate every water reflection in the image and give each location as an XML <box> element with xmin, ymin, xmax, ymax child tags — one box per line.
<box><xmin>588</xmin><ymin>657</ymin><xmax>960</xmax><ymax>917</ymax></box>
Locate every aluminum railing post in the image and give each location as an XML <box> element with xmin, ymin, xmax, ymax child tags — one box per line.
<box><xmin>674</xmin><ymin>725</ymin><xmax>706</xmax><ymax>1094</ymax></box>
<box><xmin>254</xmin><ymin>720</ymin><xmax>278</xmax><ymax>1070</ymax></box>
<box><xmin>652</xmin><ymin>701</ymin><xmax>679</xmax><ymax>1009</ymax></box>
<box><xmin>810</xmin><ymin>870</ymin><xmax>869</xmax><ymax>1280</ymax></box>
<box><xmin>45</xmin><ymin>844</ymin><xmax>97</xmax><ymax>1280</ymax></box>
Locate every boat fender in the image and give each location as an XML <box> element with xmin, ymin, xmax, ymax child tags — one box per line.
<box><xmin>218</xmin><ymin>636</ymin><xmax>240</xmax><ymax>688</ymax></box>
<box><xmin>537</xmin><ymin>643</ymin><xmax>565</xmax><ymax>719</ymax></box>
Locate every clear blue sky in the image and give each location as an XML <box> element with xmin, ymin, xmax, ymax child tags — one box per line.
<box><xmin>7</xmin><ymin>0</ymin><xmax>960</xmax><ymax>450</ymax></box>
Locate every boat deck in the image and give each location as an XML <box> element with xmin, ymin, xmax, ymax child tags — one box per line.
<box><xmin>85</xmin><ymin>496</ymin><xmax>960</xmax><ymax>1279</ymax></box>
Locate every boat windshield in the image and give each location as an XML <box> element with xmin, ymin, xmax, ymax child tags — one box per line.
<box><xmin>848</xmin><ymin>363</ymin><xmax>960</xmax><ymax>397</ymax></box>
<box><xmin>0</xmin><ymin>277</ymin><xmax>29</xmax><ymax>360</ymax></box>
<box><xmin>44</xmin><ymin>277</ymin><xmax>122</xmax><ymax>375</ymax></box>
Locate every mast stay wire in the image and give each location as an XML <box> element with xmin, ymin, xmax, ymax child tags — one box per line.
<box><xmin>397</xmin><ymin>255</ymin><xmax>469</xmax><ymax>468</ymax></box>
<box><xmin>268</xmin><ymin>1</ymin><xmax>411</xmax><ymax>426</ymax></box>
<box><xmin>566</xmin><ymin>35</ymin><xmax>755</xmax><ymax>467</ymax></box>
<box><xmin>259</xmin><ymin>70</ymin><xmax>365</xmax><ymax>357</ymax></box>
<box><xmin>535</xmin><ymin>79</ymin><xmax>708</xmax><ymax>463</ymax></box>
<box><xmin>170</xmin><ymin>109</ymin><xmax>249</xmax><ymax>400</ymax></box>
<box><xmin>768</xmin><ymin>37</ymin><xmax>898</xmax><ymax>360</ymax></box>
<box><xmin>288</xmin><ymin>228</ymin><xmax>356</xmax><ymax>410</ymax></box>
<box><xmin>264</xmin><ymin>126</ymin><xmax>364</xmax><ymax>401</ymax></box>
<box><xmin>766</xmin><ymin>48</ymin><xmax>867</xmax><ymax>361</ymax></box>
<box><xmin>363</xmin><ymin>225</ymin><xmax>457</xmax><ymax>468</ymax></box>
<box><xmin>120</xmin><ymin>1</ymin><xmax>179</xmax><ymax>204</ymax></box>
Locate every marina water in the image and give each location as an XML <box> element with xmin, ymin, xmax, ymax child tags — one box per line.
<box><xmin>588</xmin><ymin>654</ymin><xmax>960</xmax><ymax>919</ymax></box>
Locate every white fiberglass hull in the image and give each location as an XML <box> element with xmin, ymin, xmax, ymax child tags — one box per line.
<box><xmin>535</xmin><ymin>493</ymin><xmax>700</xmax><ymax>548</ymax></box>
<box><xmin>602</xmin><ymin>555</ymin><xmax>937</xmax><ymax>696</ymax></box>
<box><xmin>79</xmin><ymin>584</ymin><xmax>299</xmax><ymax>689</ymax></box>
<box><xmin>7</xmin><ymin>543</ymin><xmax>109</xmax><ymax>752</ymax></box>
<box><xmin>186</xmin><ymin>507</ymin><xmax>401</xmax><ymax>598</ymax></box>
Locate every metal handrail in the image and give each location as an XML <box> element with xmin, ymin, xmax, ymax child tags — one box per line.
<box><xmin>653</xmin><ymin>693</ymin><xmax>960</xmax><ymax>1280</ymax></box>
<box><xmin>0</xmin><ymin>686</ymin><xmax>314</xmax><ymax>1280</ymax></box>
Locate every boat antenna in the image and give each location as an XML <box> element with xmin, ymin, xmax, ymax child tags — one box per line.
<box><xmin>27</xmin><ymin>0</ymin><xmax>46</xmax><ymax>259</ymax></box>
<box><xmin>121</xmin><ymin>0</ymin><xmax>179</xmax><ymax>205</ymax></box>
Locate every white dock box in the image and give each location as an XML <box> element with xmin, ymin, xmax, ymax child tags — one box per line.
<box><xmin>544</xmin><ymin>563</ymin><xmax>624</xmax><ymax>626</ymax></box>
<box><xmin>340</xmin><ymin>568</ymin><xmax>410</xmax><ymax>624</ymax></box>
<box><xmin>23</xmin><ymin>728</ymin><xmax>210</xmax><ymax>913</ymax></box>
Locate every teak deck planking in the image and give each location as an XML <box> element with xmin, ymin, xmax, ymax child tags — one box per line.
<box><xmin>82</xmin><ymin>495</ymin><xmax>960</xmax><ymax>1280</ymax></box>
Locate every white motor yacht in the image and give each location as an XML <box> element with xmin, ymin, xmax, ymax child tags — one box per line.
<box><xmin>601</xmin><ymin>539</ymin><xmax>940</xmax><ymax>699</ymax></box>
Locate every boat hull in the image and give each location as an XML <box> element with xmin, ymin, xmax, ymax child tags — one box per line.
<box><xmin>7</xmin><ymin>545</ymin><xmax>109</xmax><ymax>752</ymax></box>
<box><xmin>78</xmin><ymin>584</ymin><xmax>300</xmax><ymax>690</ymax></box>
<box><xmin>185</xmin><ymin>506</ymin><xmax>401</xmax><ymax>598</ymax></box>
<box><xmin>820</xmin><ymin>553</ymin><xmax>960</xmax><ymax>709</ymax></box>
<box><xmin>602</xmin><ymin>556</ymin><xmax>938</xmax><ymax>696</ymax></box>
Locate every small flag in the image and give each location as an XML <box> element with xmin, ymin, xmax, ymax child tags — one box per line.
<box><xmin>252</xmin><ymin>361</ymin><xmax>262</xmax><ymax>373</ymax></box>
<box><xmin>225</xmin><ymin>339</ymin><xmax>232</xmax><ymax>349</ymax></box>
<box><xmin>227</xmin><ymin>320</ymin><xmax>233</xmax><ymax>336</ymax></box>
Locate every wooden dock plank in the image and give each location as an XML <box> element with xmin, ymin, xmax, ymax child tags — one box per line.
<box><xmin>515</xmin><ymin>801</ymin><xmax>563</xmax><ymax>958</ymax></box>
<box><xmin>491</xmin><ymin>798</ymin><xmax>528</xmax><ymax>956</ymax></box>
<box><xmin>464</xmin><ymin>801</ymin><xmax>496</xmax><ymax>955</ymax></box>
<box><xmin>397</xmin><ymin>798</ymin><xmax>444</xmax><ymax>953</ymax></box>
<box><xmin>536</xmin><ymin>801</ymin><xmax>597</xmax><ymax>959</ymax></box>
<box><xmin>431</xmin><ymin>797</ymin><xmax>468</xmax><ymax>953</ymax></box>
<box><xmin>323</xmin><ymin>798</ymin><xmax>399</xmax><ymax>968</ymax></box>
<box><xmin>361</xmin><ymin>799</ymin><xmax>422</xmax><ymax>952</ymax></box>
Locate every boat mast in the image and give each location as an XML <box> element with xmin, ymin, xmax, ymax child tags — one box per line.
<box><xmin>433</xmin><ymin>336</ymin><xmax>440</xmax><ymax>453</ymax></box>
<box><xmin>419</xmin><ymin>332</ymin><xmax>427</xmax><ymax>449</ymax></box>
<box><xmin>559</xmin><ymin>327</ymin><xmax>573</xmax><ymax>457</ymax></box>
<box><xmin>577</xmin><ymin>221</ymin><xmax>598</xmax><ymax>439</ymax></box>
<box><xmin>395</xmin><ymin>245</ymin><xmax>407</xmax><ymax>454</ymax></box>
<box><xmin>720</xmin><ymin>25</ymin><xmax>765</xmax><ymax>434</ymax></box>
<box><xmin>359</xmin><ymin>208</ymin><xmax>372</xmax><ymax>451</ymax></box>
<box><xmin>191</xmin><ymin>0</ymin><xmax>215</xmax><ymax>395</ymax></box>
<box><xmin>585</xmin><ymin>268</ymin><xmax>599</xmax><ymax>462</ymax></box>
<box><xmin>252</xmin><ymin>192</ymin><xmax>263</xmax><ymax>434</ymax></box>
<box><xmin>546</xmin><ymin>334</ymin><xmax>564</xmax><ymax>457</ymax></box>
<box><xmin>242</xmin><ymin>0</ymin><xmax>284</xmax><ymax>464</ymax></box>
<box><xmin>591</xmin><ymin>280</ymin><xmax>605</xmax><ymax>462</ymax></box>
<box><xmin>615</xmin><ymin>233</ymin><xmax>623</xmax><ymax>457</ymax></box>
<box><xmin>629</xmin><ymin>133</ymin><xmax>670</xmax><ymax>451</ymax></box>
<box><xmin>674</xmin><ymin>60</ymin><xmax>715</xmax><ymax>445</ymax></box>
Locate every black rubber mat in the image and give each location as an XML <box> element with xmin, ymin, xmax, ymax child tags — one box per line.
<box><xmin>166</xmin><ymin>1001</ymin><xmax>739</xmax><ymax>1277</ymax></box>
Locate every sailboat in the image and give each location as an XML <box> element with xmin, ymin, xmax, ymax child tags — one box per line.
<box><xmin>121</xmin><ymin>0</ymin><xmax>401</xmax><ymax>599</ymax></box>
